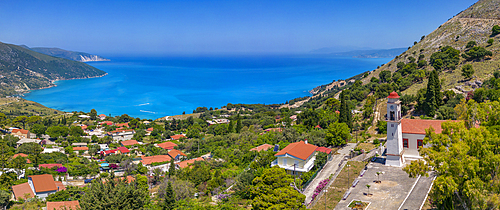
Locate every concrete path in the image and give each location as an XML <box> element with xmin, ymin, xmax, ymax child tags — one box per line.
<box><xmin>303</xmin><ymin>143</ymin><xmax>357</xmax><ymax>204</ymax></box>
<box><xmin>399</xmin><ymin>173</ymin><xmax>436</xmax><ymax>210</ymax></box>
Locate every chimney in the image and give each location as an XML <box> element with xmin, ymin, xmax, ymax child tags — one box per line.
<box><xmin>305</xmin><ymin>139</ymin><xmax>308</xmax><ymax>144</ymax></box>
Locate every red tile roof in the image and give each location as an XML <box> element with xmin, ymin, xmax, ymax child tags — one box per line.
<box><xmin>170</xmin><ymin>134</ymin><xmax>186</xmax><ymax>140</ymax></box>
<box><xmin>121</xmin><ymin>140</ymin><xmax>139</xmax><ymax>146</ymax></box>
<box><xmin>29</xmin><ymin>174</ymin><xmax>57</xmax><ymax>193</ymax></box>
<box><xmin>140</xmin><ymin>155</ymin><xmax>172</xmax><ymax>165</ymax></box>
<box><xmin>117</xmin><ymin>147</ymin><xmax>130</xmax><ymax>153</ymax></box>
<box><xmin>275</xmin><ymin>141</ymin><xmax>318</xmax><ymax>161</ymax></box>
<box><xmin>116</xmin><ymin>123</ymin><xmax>129</xmax><ymax>128</ymax></box>
<box><xmin>13</xmin><ymin>153</ymin><xmax>28</xmax><ymax>158</ymax></box>
<box><xmin>101</xmin><ymin>121</ymin><xmax>113</xmax><ymax>125</ymax></box>
<box><xmin>387</xmin><ymin>91</ymin><xmax>400</xmax><ymax>99</ymax></box>
<box><xmin>316</xmin><ymin>147</ymin><xmax>332</xmax><ymax>154</ymax></box>
<box><xmin>12</xmin><ymin>182</ymin><xmax>34</xmax><ymax>200</ymax></box>
<box><xmin>46</xmin><ymin>201</ymin><xmax>80</xmax><ymax>210</ymax></box>
<box><xmin>401</xmin><ymin>119</ymin><xmax>460</xmax><ymax>135</ymax></box>
<box><xmin>13</xmin><ymin>153</ymin><xmax>31</xmax><ymax>163</ymax></box>
<box><xmin>39</xmin><ymin>163</ymin><xmax>63</xmax><ymax>169</ymax></box>
<box><xmin>147</xmin><ymin>127</ymin><xmax>154</xmax><ymax>132</ymax></box>
<box><xmin>250</xmin><ymin>144</ymin><xmax>274</xmax><ymax>152</ymax></box>
<box><xmin>80</xmin><ymin>125</ymin><xmax>88</xmax><ymax>130</ymax></box>
<box><xmin>55</xmin><ymin>181</ymin><xmax>66</xmax><ymax>191</ymax></box>
<box><xmin>12</xmin><ymin>129</ymin><xmax>29</xmax><ymax>134</ymax></box>
<box><xmin>265</xmin><ymin>128</ymin><xmax>283</xmax><ymax>132</ymax></box>
<box><xmin>99</xmin><ymin>114</ymin><xmax>106</xmax><ymax>117</ymax></box>
<box><xmin>157</xmin><ymin>141</ymin><xmax>178</xmax><ymax>150</ymax></box>
<box><xmin>177</xmin><ymin>157</ymin><xmax>205</xmax><ymax>168</ymax></box>
<box><xmin>168</xmin><ymin>149</ymin><xmax>187</xmax><ymax>159</ymax></box>
<box><xmin>73</xmin><ymin>147</ymin><xmax>88</xmax><ymax>151</ymax></box>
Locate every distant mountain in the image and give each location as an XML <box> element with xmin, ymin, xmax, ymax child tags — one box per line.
<box><xmin>22</xmin><ymin>46</ymin><xmax>110</xmax><ymax>62</ymax></box>
<box><xmin>310</xmin><ymin>47</ymin><xmax>407</xmax><ymax>58</ymax></box>
<box><xmin>0</xmin><ymin>41</ymin><xmax>107</xmax><ymax>96</ymax></box>
<box><xmin>332</xmin><ymin>48</ymin><xmax>407</xmax><ymax>58</ymax></box>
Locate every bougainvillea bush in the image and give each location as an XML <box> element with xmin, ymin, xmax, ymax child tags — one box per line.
<box><xmin>310</xmin><ymin>178</ymin><xmax>330</xmax><ymax>202</ymax></box>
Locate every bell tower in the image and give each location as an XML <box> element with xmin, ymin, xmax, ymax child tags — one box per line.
<box><xmin>385</xmin><ymin>91</ymin><xmax>404</xmax><ymax>167</ymax></box>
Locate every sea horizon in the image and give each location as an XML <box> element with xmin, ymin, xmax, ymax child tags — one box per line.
<box><xmin>23</xmin><ymin>54</ymin><xmax>391</xmax><ymax>119</ymax></box>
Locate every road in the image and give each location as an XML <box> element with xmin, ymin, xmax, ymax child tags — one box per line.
<box><xmin>303</xmin><ymin>143</ymin><xmax>357</xmax><ymax>204</ymax></box>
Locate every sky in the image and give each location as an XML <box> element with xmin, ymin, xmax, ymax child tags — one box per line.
<box><xmin>0</xmin><ymin>0</ymin><xmax>478</xmax><ymax>56</ymax></box>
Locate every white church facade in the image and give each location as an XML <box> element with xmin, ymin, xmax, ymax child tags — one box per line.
<box><xmin>385</xmin><ymin>91</ymin><xmax>453</xmax><ymax>167</ymax></box>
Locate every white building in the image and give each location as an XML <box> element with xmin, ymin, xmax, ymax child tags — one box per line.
<box><xmin>385</xmin><ymin>91</ymin><xmax>456</xmax><ymax>166</ymax></box>
<box><xmin>271</xmin><ymin>140</ymin><xmax>318</xmax><ymax>176</ymax></box>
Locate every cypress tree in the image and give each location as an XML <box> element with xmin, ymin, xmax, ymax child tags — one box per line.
<box><xmin>163</xmin><ymin>181</ymin><xmax>176</xmax><ymax>210</ymax></box>
<box><xmin>168</xmin><ymin>159</ymin><xmax>175</xmax><ymax>178</ymax></box>
<box><xmin>339</xmin><ymin>91</ymin><xmax>352</xmax><ymax>129</ymax></box>
<box><xmin>433</xmin><ymin>70</ymin><xmax>443</xmax><ymax>106</ymax></box>
<box><xmin>236</xmin><ymin>114</ymin><xmax>242</xmax><ymax>133</ymax></box>
<box><xmin>424</xmin><ymin>70</ymin><xmax>438</xmax><ymax>116</ymax></box>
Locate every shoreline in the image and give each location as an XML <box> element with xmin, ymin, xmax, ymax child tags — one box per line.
<box><xmin>18</xmin><ymin>73</ymin><xmax>108</xmax><ymax>96</ymax></box>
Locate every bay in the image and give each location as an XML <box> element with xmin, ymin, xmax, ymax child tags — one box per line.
<box><xmin>23</xmin><ymin>55</ymin><xmax>391</xmax><ymax>119</ymax></box>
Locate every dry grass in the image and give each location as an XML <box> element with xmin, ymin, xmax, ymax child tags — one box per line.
<box><xmin>0</xmin><ymin>97</ymin><xmax>63</xmax><ymax>117</ymax></box>
<box><xmin>156</xmin><ymin>113</ymin><xmax>201</xmax><ymax>121</ymax></box>
<box><xmin>355</xmin><ymin>143</ymin><xmax>377</xmax><ymax>152</ymax></box>
<box><xmin>311</xmin><ymin>161</ymin><xmax>366</xmax><ymax>210</ymax></box>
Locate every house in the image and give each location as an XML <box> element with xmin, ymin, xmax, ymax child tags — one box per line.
<box><xmin>115</xmin><ymin>122</ymin><xmax>129</xmax><ymax>128</ymax></box>
<box><xmin>39</xmin><ymin>164</ymin><xmax>63</xmax><ymax>170</ymax></box>
<box><xmin>121</xmin><ymin>140</ymin><xmax>139</xmax><ymax>147</ymax></box>
<box><xmin>250</xmin><ymin>144</ymin><xmax>274</xmax><ymax>152</ymax></box>
<box><xmin>80</xmin><ymin>124</ymin><xmax>88</xmax><ymax>130</ymax></box>
<box><xmin>140</xmin><ymin>155</ymin><xmax>172</xmax><ymax>165</ymax></box>
<box><xmin>100</xmin><ymin>147</ymin><xmax>130</xmax><ymax>156</ymax></box>
<box><xmin>98</xmin><ymin>114</ymin><xmax>107</xmax><ymax>120</ymax></box>
<box><xmin>157</xmin><ymin>141</ymin><xmax>178</xmax><ymax>150</ymax></box>
<box><xmin>176</xmin><ymin>157</ymin><xmax>205</xmax><ymax>169</ymax></box>
<box><xmin>11</xmin><ymin>129</ymin><xmax>31</xmax><ymax>138</ymax></box>
<box><xmin>42</xmin><ymin>147</ymin><xmax>65</xmax><ymax>154</ymax></box>
<box><xmin>315</xmin><ymin>147</ymin><xmax>333</xmax><ymax>154</ymax></box>
<box><xmin>109</xmin><ymin>129</ymin><xmax>135</xmax><ymax>141</ymax></box>
<box><xmin>16</xmin><ymin>138</ymin><xmax>41</xmax><ymax>148</ymax></box>
<box><xmin>168</xmin><ymin>149</ymin><xmax>187</xmax><ymax>161</ymax></box>
<box><xmin>170</xmin><ymin>134</ymin><xmax>186</xmax><ymax>141</ymax></box>
<box><xmin>12</xmin><ymin>174</ymin><xmax>65</xmax><ymax>200</ymax></box>
<box><xmin>12</xmin><ymin>153</ymin><xmax>31</xmax><ymax>163</ymax></box>
<box><xmin>146</xmin><ymin>127</ymin><xmax>154</xmax><ymax>132</ymax></box>
<box><xmin>271</xmin><ymin>141</ymin><xmax>318</xmax><ymax>176</ymax></box>
<box><xmin>98</xmin><ymin>144</ymin><xmax>109</xmax><ymax>150</ymax></box>
<box><xmin>72</xmin><ymin>143</ymin><xmax>88</xmax><ymax>147</ymax></box>
<box><xmin>46</xmin><ymin>201</ymin><xmax>80</xmax><ymax>210</ymax></box>
<box><xmin>264</xmin><ymin>128</ymin><xmax>283</xmax><ymax>133</ymax></box>
<box><xmin>78</xmin><ymin>115</ymin><xmax>90</xmax><ymax>118</ymax></box>
<box><xmin>384</xmin><ymin>91</ymin><xmax>462</xmax><ymax>166</ymax></box>
<box><xmin>101</xmin><ymin>121</ymin><xmax>114</xmax><ymax>126</ymax></box>
<box><xmin>73</xmin><ymin>147</ymin><xmax>88</xmax><ymax>154</ymax></box>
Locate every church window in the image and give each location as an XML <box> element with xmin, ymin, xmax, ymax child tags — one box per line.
<box><xmin>403</xmin><ymin>139</ymin><xmax>408</xmax><ymax>148</ymax></box>
<box><xmin>391</xmin><ymin>124</ymin><xmax>394</xmax><ymax>127</ymax></box>
<box><xmin>390</xmin><ymin>111</ymin><xmax>395</xmax><ymax>121</ymax></box>
<box><xmin>417</xmin><ymin>139</ymin><xmax>423</xmax><ymax>148</ymax></box>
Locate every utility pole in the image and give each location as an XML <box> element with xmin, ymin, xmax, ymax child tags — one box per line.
<box><xmin>324</xmin><ymin>189</ymin><xmax>328</xmax><ymax>210</ymax></box>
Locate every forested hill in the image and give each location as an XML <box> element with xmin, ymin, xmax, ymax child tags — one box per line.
<box><xmin>360</xmin><ymin>0</ymin><xmax>500</xmax><ymax>95</ymax></box>
<box><xmin>0</xmin><ymin>41</ymin><xmax>107</xmax><ymax>96</ymax></box>
<box><xmin>25</xmin><ymin>46</ymin><xmax>110</xmax><ymax>62</ymax></box>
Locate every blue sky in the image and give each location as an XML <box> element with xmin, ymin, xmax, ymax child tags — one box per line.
<box><xmin>0</xmin><ymin>0</ymin><xmax>477</xmax><ymax>56</ymax></box>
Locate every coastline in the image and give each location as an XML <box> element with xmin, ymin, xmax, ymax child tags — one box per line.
<box><xmin>18</xmin><ymin>73</ymin><xmax>108</xmax><ymax>96</ymax></box>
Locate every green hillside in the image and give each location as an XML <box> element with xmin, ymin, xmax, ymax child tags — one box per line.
<box><xmin>0</xmin><ymin>41</ymin><xmax>107</xmax><ymax>96</ymax></box>
<box><xmin>361</xmin><ymin>0</ymin><xmax>500</xmax><ymax>95</ymax></box>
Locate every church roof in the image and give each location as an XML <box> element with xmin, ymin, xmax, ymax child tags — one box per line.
<box><xmin>401</xmin><ymin>119</ymin><xmax>460</xmax><ymax>135</ymax></box>
<box><xmin>387</xmin><ymin>91</ymin><xmax>400</xmax><ymax>99</ymax></box>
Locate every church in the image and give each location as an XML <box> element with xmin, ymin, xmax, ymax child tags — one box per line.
<box><xmin>384</xmin><ymin>91</ymin><xmax>453</xmax><ymax>167</ymax></box>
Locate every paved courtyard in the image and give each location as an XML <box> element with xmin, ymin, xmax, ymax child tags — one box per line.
<box><xmin>335</xmin><ymin>160</ymin><xmax>433</xmax><ymax>210</ymax></box>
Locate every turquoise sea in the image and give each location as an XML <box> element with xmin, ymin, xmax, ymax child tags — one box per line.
<box><xmin>23</xmin><ymin>55</ymin><xmax>391</xmax><ymax>119</ymax></box>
